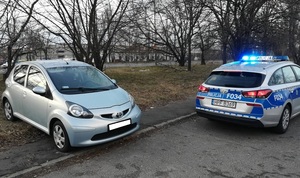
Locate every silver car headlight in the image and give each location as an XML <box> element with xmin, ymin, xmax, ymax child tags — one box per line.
<box><xmin>66</xmin><ymin>101</ymin><xmax>93</xmax><ymax>118</ymax></box>
<box><xmin>129</xmin><ymin>94</ymin><xmax>135</xmax><ymax>109</ymax></box>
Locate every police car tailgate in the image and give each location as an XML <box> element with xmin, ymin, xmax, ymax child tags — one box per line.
<box><xmin>196</xmin><ymin>87</ymin><xmax>260</xmax><ymax>115</ymax></box>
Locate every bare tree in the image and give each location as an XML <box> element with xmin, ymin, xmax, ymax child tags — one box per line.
<box><xmin>131</xmin><ymin>0</ymin><xmax>206</xmax><ymax>70</ymax></box>
<box><xmin>205</xmin><ymin>0</ymin><xmax>231</xmax><ymax>63</ymax></box>
<box><xmin>36</xmin><ymin>29</ymin><xmax>56</xmax><ymax>60</ymax></box>
<box><xmin>206</xmin><ymin>0</ymin><xmax>274</xmax><ymax>62</ymax></box>
<box><xmin>0</xmin><ymin>0</ymin><xmax>39</xmax><ymax>78</ymax></box>
<box><xmin>35</xmin><ymin>0</ymin><xmax>129</xmax><ymax>71</ymax></box>
<box><xmin>0</xmin><ymin>0</ymin><xmax>9</xmax><ymax>47</ymax></box>
<box><xmin>194</xmin><ymin>18</ymin><xmax>218</xmax><ymax>65</ymax></box>
<box><xmin>251</xmin><ymin>1</ymin><xmax>287</xmax><ymax>55</ymax></box>
<box><xmin>280</xmin><ymin>0</ymin><xmax>300</xmax><ymax>64</ymax></box>
<box><xmin>21</xmin><ymin>26</ymin><xmax>54</xmax><ymax>60</ymax></box>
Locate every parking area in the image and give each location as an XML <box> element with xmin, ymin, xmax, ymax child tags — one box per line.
<box><xmin>20</xmin><ymin>114</ymin><xmax>300</xmax><ymax>177</ymax></box>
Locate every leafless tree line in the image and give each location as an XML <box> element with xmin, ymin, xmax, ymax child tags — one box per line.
<box><xmin>0</xmin><ymin>0</ymin><xmax>300</xmax><ymax>77</ymax></box>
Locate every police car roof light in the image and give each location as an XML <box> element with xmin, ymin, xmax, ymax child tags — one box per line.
<box><xmin>241</xmin><ymin>55</ymin><xmax>289</xmax><ymax>62</ymax></box>
<box><xmin>273</xmin><ymin>56</ymin><xmax>289</xmax><ymax>61</ymax></box>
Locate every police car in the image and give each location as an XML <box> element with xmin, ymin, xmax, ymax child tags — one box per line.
<box><xmin>196</xmin><ymin>55</ymin><xmax>300</xmax><ymax>133</ymax></box>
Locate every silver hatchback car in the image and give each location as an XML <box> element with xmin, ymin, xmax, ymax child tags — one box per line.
<box><xmin>2</xmin><ymin>60</ymin><xmax>141</xmax><ymax>152</ymax></box>
<box><xmin>196</xmin><ymin>56</ymin><xmax>300</xmax><ymax>133</ymax></box>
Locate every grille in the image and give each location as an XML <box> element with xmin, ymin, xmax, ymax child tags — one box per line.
<box><xmin>91</xmin><ymin>123</ymin><xmax>137</xmax><ymax>141</ymax></box>
<box><xmin>101</xmin><ymin>109</ymin><xmax>129</xmax><ymax>119</ymax></box>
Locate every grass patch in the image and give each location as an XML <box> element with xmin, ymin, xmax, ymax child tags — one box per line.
<box><xmin>0</xmin><ymin>64</ymin><xmax>219</xmax><ymax>150</ymax></box>
<box><xmin>105</xmin><ymin>64</ymin><xmax>218</xmax><ymax>110</ymax></box>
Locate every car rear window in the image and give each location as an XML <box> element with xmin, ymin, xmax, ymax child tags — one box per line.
<box><xmin>205</xmin><ymin>71</ymin><xmax>265</xmax><ymax>88</ymax></box>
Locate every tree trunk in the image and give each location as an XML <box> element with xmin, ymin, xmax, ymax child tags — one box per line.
<box><xmin>222</xmin><ymin>43</ymin><xmax>227</xmax><ymax>64</ymax></box>
<box><xmin>178</xmin><ymin>56</ymin><xmax>185</xmax><ymax>66</ymax></box>
<box><xmin>201</xmin><ymin>49</ymin><xmax>206</xmax><ymax>65</ymax></box>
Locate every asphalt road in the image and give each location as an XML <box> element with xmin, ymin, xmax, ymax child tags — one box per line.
<box><xmin>0</xmin><ymin>97</ymin><xmax>196</xmax><ymax>178</ymax></box>
<box><xmin>19</xmin><ymin>114</ymin><xmax>300</xmax><ymax>178</ymax></box>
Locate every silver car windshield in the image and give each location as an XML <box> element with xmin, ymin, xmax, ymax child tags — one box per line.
<box><xmin>47</xmin><ymin>66</ymin><xmax>117</xmax><ymax>94</ymax></box>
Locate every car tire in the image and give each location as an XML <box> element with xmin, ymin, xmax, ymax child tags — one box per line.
<box><xmin>3</xmin><ymin>99</ymin><xmax>16</xmax><ymax>121</ymax></box>
<box><xmin>274</xmin><ymin>105</ymin><xmax>290</xmax><ymax>134</ymax></box>
<box><xmin>52</xmin><ymin>121</ymin><xmax>71</xmax><ymax>152</ymax></box>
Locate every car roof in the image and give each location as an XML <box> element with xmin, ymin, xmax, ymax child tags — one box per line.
<box><xmin>214</xmin><ymin>61</ymin><xmax>296</xmax><ymax>74</ymax></box>
<box><xmin>19</xmin><ymin>59</ymin><xmax>90</xmax><ymax>69</ymax></box>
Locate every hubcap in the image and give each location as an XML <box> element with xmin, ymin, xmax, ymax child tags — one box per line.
<box><xmin>282</xmin><ymin>108</ymin><xmax>290</xmax><ymax>130</ymax></box>
<box><xmin>53</xmin><ymin>125</ymin><xmax>65</xmax><ymax>149</ymax></box>
<box><xmin>4</xmin><ymin>102</ymin><xmax>12</xmax><ymax>120</ymax></box>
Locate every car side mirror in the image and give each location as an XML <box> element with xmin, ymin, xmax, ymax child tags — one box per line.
<box><xmin>32</xmin><ymin>86</ymin><xmax>46</xmax><ymax>95</ymax></box>
<box><xmin>111</xmin><ymin>79</ymin><xmax>117</xmax><ymax>84</ymax></box>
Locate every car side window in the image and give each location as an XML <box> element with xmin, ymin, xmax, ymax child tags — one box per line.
<box><xmin>26</xmin><ymin>66</ymin><xmax>47</xmax><ymax>90</ymax></box>
<box><xmin>269</xmin><ymin>69</ymin><xmax>284</xmax><ymax>85</ymax></box>
<box><xmin>13</xmin><ymin>65</ymin><xmax>28</xmax><ymax>86</ymax></box>
<box><xmin>291</xmin><ymin>66</ymin><xmax>300</xmax><ymax>81</ymax></box>
<box><xmin>282</xmin><ymin>66</ymin><xmax>296</xmax><ymax>83</ymax></box>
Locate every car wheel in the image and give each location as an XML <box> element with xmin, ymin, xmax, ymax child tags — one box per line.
<box><xmin>3</xmin><ymin>100</ymin><xmax>16</xmax><ymax>121</ymax></box>
<box><xmin>274</xmin><ymin>105</ymin><xmax>290</xmax><ymax>134</ymax></box>
<box><xmin>52</xmin><ymin>121</ymin><xmax>71</xmax><ymax>152</ymax></box>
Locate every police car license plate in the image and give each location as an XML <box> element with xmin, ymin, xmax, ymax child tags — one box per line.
<box><xmin>212</xmin><ymin>99</ymin><xmax>236</xmax><ymax>109</ymax></box>
<box><xmin>109</xmin><ymin>119</ymin><xmax>131</xmax><ymax>131</ymax></box>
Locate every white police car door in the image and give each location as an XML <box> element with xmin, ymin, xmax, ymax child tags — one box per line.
<box><xmin>281</xmin><ymin>66</ymin><xmax>300</xmax><ymax>115</ymax></box>
<box><xmin>289</xmin><ymin>66</ymin><xmax>300</xmax><ymax>114</ymax></box>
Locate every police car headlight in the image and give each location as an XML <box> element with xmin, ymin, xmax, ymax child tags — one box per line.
<box><xmin>66</xmin><ymin>101</ymin><xmax>93</xmax><ymax>118</ymax></box>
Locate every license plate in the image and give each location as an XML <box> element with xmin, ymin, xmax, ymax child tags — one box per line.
<box><xmin>109</xmin><ymin>119</ymin><xmax>131</xmax><ymax>131</ymax></box>
<box><xmin>212</xmin><ymin>99</ymin><xmax>236</xmax><ymax>109</ymax></box>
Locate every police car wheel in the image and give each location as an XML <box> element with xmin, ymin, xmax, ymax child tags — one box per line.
<box><xmin>274</xmin><ymin>105</ymin><xmax>290</xmax><ymax>134</ymax></box>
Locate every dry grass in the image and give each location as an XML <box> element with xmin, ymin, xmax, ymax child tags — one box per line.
<box><xmin>105</xmin><ymin>64</ymin><xmax>218</xmax><ymax>110</ymax></box>
<box><xmin>0</xmin><ymin>63</ymin><xmax>219</xmax><ymax>150</ymax></box>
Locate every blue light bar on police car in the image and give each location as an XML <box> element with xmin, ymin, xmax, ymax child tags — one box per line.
<box><xmin>241</xmin><ymin>55</ymin><xmax>289</xmax><ymax>61</ymax></box>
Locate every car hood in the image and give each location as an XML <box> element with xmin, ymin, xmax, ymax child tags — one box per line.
<box><xmin>61</xmin><ymin>88</ymin><xmax>130</xmax><ymax>109</ymax></box>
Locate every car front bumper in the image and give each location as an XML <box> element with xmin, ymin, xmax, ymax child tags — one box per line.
<box><xmin>63</xmin><ymin>104</ymin><xmax>142</xmax><ymax>147</ymax></box>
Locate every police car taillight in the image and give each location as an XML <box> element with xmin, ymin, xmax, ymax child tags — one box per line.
<box><xmin>198</xmin><ymin>85</ymin><xmax>209</xmax><ymax>92</ymax></box>
<box><xmin>242</xmin><ymin>89</ymin><xmax>272</xmax><ymax>98</ymax></box>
